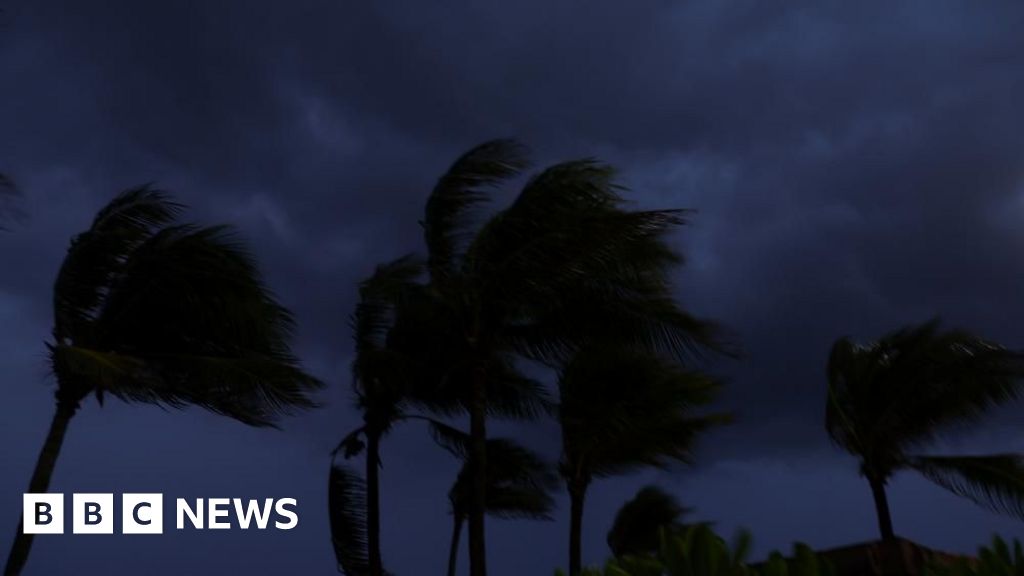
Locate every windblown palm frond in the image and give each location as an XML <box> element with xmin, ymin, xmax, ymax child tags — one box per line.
<box><xmin>80</xmin><ymin>223</ymin><xmax>321</xmax><ymax>425</ymax></box>
<box><xmin>329</xmin><ymin>463</ymin><xmax>371</xmax><ymax>576</ymax></box>
<box><xmin>53</xmin><ymin>186</ymin><xmax>181</xmax><ymax>343</ymax></box>
<box><xmin>352</xmin><ymin>255</ymin><xmax>424</xmax><ymax>358</ymax></box>
<box><xmin>463</xmin><ymin>161</ymin><xmax>729</xmax><ymax>365</ymax></box>
<box><xmin>909</xmin><ymin>454</ymin><xmax>1024</xmax><ymax>519</ymax></box>
<box><xmin>448</xmin><ymin>436</ymin><xmax>558</xmax><ymax>520</ymax></box>
<box><xmin>827</xmin><ymin>321</ymin><xmax>1024</xmax><ymax>470</ymax></box>
<box><xmin>560</xmin><ymin>346</ymin><xmax>728</xmax><ymax>478</ymax></box>
<box><xmin>424</xmin><ymin>139</ymin><xmax>529</xmax><ymax>285</ymax></box>
<box><xmin>47</xmin><ymin>189</ymin><xmax>322</xmax><ymax>422</ymax></box>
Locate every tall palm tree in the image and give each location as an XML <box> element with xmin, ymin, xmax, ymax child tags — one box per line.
<box><xmin>439</xmin><ymin>430</ymin><xmax>558</xmax><ymax>576</ymax></box>
<box><xmin>558</xmin><ymin>345</ymin><xmax>729</xmax><ymax>575</ymax></box>
<box><xmin>4</xmin><ymin>187</ymin><xmax>322</xmax><ymax>575</ymax></box>
<box><xmin>606</xmin><ymin>485</ymin><xmax>691</xmax><ymax>559</ymax></box>
<box><xmin>420</xmin><ymin>140</ymin><xmax>728</xmax><ymax>576</ymax></box>
<box><xmin>826</xmin><ymin>320</ymin><xmax>1024</xmax><ymax>542</ymax></box>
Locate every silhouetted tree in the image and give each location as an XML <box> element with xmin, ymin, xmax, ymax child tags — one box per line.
<box><xmin>420</xmin><ymin>140</ymin><xmax>728</xmax><ymax>576</ymax></box>
<box><xmin>826</xmin><ymin>320</ymin><xmax>1024</xmax><ymax>542</ymax></box>
<box><xmin>433</xmin><ymin>425</ymin><xmax>557</xmax><ymax>576</ymax></box>
<box><xmin>607</xmin><ymin>485</ymin><xmax>691</xmax><ymax>559</ymax></box>
<box><xmin>328</xmin><ymin>257</ymin><xmax>547</xmax><ymax>576</ymax></box>
<box><xmin>329</xmin><ymin>255</ymin><xmax>423</xmax><ymax>576</ymax></box>
<box><xmin>4</xmin><ymin>187</ymin><xmax>322</xmax><ymax>575</ymax></box>
<box><xmin>559</xmin><ymin>346</ymin><xmax>728</xmax><ymax>575</ymax></box>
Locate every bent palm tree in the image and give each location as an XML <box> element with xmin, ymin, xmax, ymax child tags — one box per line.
<box><xmin>607</xmin><ymin>485</ymin><xmax>691</xmax><ymax>559</ymax></box>
<box><xmin>4</xmin><ymin>187</ymin><xmax>322</xmax><ymax>575</ymax></box>
<box><xmin>421</xmin><ymin>140</ymin><xmax>729</xmax><ymax>576</ymax></box>
<box><xmin>559</xmin><ymin>346</ymin><xmax>729</xmax><ymax>575</ymax></box>
<box><xmin>440</xmin><ymin>431</ymin><xmax>557</xmax><ymax>576</ymax></box>
<box><xmin>826</xmin><ymin>320</ymin><xmax>1024</xmax><ymax>542</ymax></box>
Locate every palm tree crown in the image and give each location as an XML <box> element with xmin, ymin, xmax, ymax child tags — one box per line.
<box><xmin>826</xmin><ymin>320</ymin><xmax>1024</xmax><ymax>541</ymax></box>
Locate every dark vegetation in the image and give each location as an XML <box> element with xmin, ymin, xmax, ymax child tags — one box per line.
<box><xmin>5</xmin><ymin>143</ymin><xmax>1024</xmax><ymax>576</ymax></box>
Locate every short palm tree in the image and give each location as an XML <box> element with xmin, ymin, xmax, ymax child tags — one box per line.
<box><xmin>440</xmin><ymin>430</ymin><xmax>558</xmax><ymax>576</ymax></box>
<box><xmin>558</xmin><ymin>345</ymin><xmax>729</xmax><ymax>575</ymax></box>
<box><xmin>421</xmin><ymin>140</ymin><xmax>728</xmax><ymax>576</ymax></box>
<box><xmin>826</xmin><ymin>320</ymin><xmax>1024</xmax><ymax>542</ymax></box>
<box><xmin>4</xmin><ymin>187</ymin><xmax>322</xmax><ymax>575</ymax></box>
<box><xmin>607</xmin><ymin>485</ymin><xmax>691</xmax><ymax>559</ymax></box>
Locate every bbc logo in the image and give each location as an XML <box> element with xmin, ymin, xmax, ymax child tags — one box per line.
<box><xmin>22</xmin><ymin>493</ymin><xmax>298</xmax><ymax>533</ymax></box>
<box><xmin>23</xmin><ymin>493</ymin><xmax>163</xmax><ymax>535</ymax></box>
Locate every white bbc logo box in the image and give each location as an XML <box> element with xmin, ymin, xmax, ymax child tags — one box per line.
<box><xmin>23</xmin><ymin>493</ymin><xmax>163</xmax><ymax>534</ymax></box>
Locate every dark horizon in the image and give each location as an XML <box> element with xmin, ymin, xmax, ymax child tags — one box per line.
<box><xmin>4</xmin><ymin>1</ymin><xmax>1024</xmax><ymax>574</ymax></box>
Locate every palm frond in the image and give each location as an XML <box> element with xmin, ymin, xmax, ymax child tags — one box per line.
<box><xmin>328</xmin><ymin>463</ymin><xmax>371</xmax><ymax>576</ymax></box>
<box><xmin>352</xmin><ymin>254</ymin><xmax>424</xmax><ymax>358</ymax></box>
<box><xmin>447</xmin><ymin>436</ymin><xmax>558</xmax><ymax>521</ymax></box>
<box><xmin>428</xmin><ymin>419</ymin><xmax>472</xmax><ymax>459</ymax></box>
<box><xmin>909</xmin><ymin>454</ymin><xmax>1024</xmax><ymax>519</ymax></box>
<box><xmin>128</xmin><ymin>354</ymin><xmax>321</xmax><ymax>427</ymax></box>
<box><xmin>48</xmin><ymin>344</ymin><xmax>152</xmax><ymax>406</ymax></box>
<box><xmin>424</xmin><ymin>139</ymin><xmax>528</xmax><ymax>285</ymax></box>
<box><xmin>53</xmin><ymin>186</ymin><xmax>181</xmax><ymax>343</ymax></box>
<box><xmin>826</xmin><ymin>321</ymin><xmax>1024</xmax><ymax>474</ymax></box>
<box><xmin>69</xmin><ymin>222</ymin><xmax>322</xmax><ymax>425</ymax></box>
<box><xmin>350</xmin><ymin>254</ymin><xmax>427</xmax><ymax>416</ymax></box>
<box><xmin>559</xmin><ymin>346</ymin><xmax>728</xmax><ymax>480</ymax></box>
<box><xmin>465</xmin><ymin>163</ymin><xmax>730</xmax><ymax>364</ymax></box>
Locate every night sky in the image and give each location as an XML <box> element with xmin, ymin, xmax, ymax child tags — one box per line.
<box><xmin>3</xmin><ymin>1</ymin><xmax>1024</xmax><ymax>574</ymax></box>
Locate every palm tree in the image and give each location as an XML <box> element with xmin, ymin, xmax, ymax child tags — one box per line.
<box><xmin>328</xmin><ymin>255</ymin><xmax>423</xmax><ymax>576</ymax></box>
<box><xmin>420</xmin><ymin>140</ymin><xmax>728</xmax><ymax>575</ymax></box>
<box><xmin>607</xmin><ymin>485</ymin><xmax>691</xmax><ymax>559</ymax></box>
<box><xmin>558</xmin><ymin>345</ymin><xmax>729</xmax><ymax>575</ymax></box>
<box><xmin>4</xmin><ymin>187</ymin><xmax>322</xmax><ymax>575</ymax></box>
<box><xmin>440</xmin><ymin>431</ymin><xmax>558</xmax><ymax>576</ymax></box>
<box><xmin>826</xmin><ymin>320</ymin><xmax>1024</xmax><ymax>542</ymax></box>
<box><xmin>328</xmin><ymin>256</ymin><xmax>548</xmax><ymax>576</ymax></box>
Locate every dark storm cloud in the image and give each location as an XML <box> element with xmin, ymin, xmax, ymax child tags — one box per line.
<box><xmin>4</xmin><ymin>1</ymin><xmax>1024</xmax><ymax>574</ymax></box>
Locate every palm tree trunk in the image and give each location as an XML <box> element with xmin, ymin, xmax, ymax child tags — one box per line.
<box><xmin>447</xmin><ymin>515</ymin><xmax>465</xmax><ymax>576</ymax></box>
<box><xmin>867</xmin><ymin>474</ymin><xmax>895</xmax><ymax>541</ymax></box>
<box><xmin>467</xmin><ymin>367</ymin><xmax>488</xmax><ymax>576</ymax></box>
<box><xmin>366</xmin><ymin>429</ymin><xmax>383</xmax><ymax>576</ymax></box>
<box><xmin>568</xmin><ymin>480</ymin><xmax>588</xmax><ymax>576</ymax></box>
<box><xmin>5</xmin><ymin>399</ymin><xmax>78</xmax><ymax>576</ymax></box>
